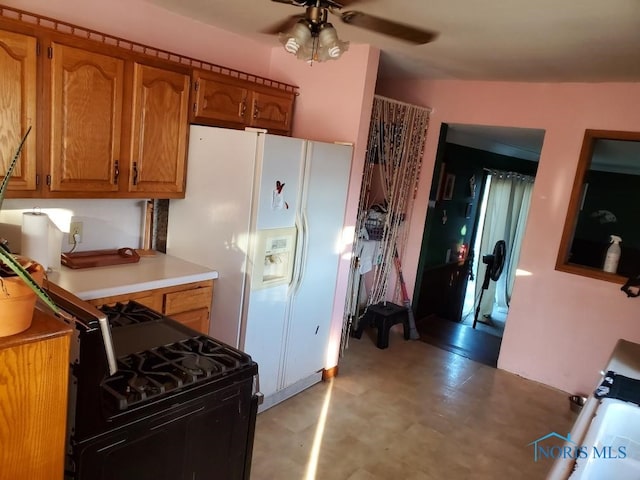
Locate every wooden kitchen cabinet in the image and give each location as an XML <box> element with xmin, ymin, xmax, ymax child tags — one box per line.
<box><xmin>249</xmin><ymin>87</ymin><xmax>295</xmax><ymax>133</ymax></box>
<box><xmin>48</xmin><ymin>43</ymin><xmax>190</xmax><ymax>198</ymax></box>
<box><xmin>49</xmin><ymin>42</ymin><xmax>124</xmax><ymax>193</ymax></box>
<box><xmin>87</xmin><ymin>279</ymin><xmax>214</xmax><ymax>334</ymax></box>
<box><xmin>191</xmin><ymin>70</ymin><xmax>295</xmax><ymax>135</ymax></box>
<box><xmin>127</xmin><ymin>63</ymin><xmax>190</xmax><ymax>195</ymax></box>
<box><xmin>192</xmin><ymin>70</ymin><xmax>250</xmax><ymax>127</ymax></box>
<box><xmin>0</xmin><ymin>29</ymin><xmax>38</xmax><ymax>192</ymax></box>
<box><xmin>0</xmin><ymin>8</ymin><xmax>297</xmax><ymax>199</ymax></box>
<box><xmin>0</xmin><ymin>310</ymin><xmax>72</xmax><ymax>480</ymax></box>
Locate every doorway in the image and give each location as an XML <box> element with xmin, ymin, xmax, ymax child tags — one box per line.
<box><xmin>460</xmin><ymin>169</ymin><xmax>535</xmax><ymax>338</ymax></box>
<box><xmin>413</xmin><ymin>123</ymin><xmax>544</xmax><ymax>366</ymax></box>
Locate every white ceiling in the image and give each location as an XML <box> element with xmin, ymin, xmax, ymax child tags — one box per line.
<box><xmin>144</xmin><ymin>0</ymin><xmax>639</xmax><ymax>161</ymax></box>
<box><xmin>446</xmin><ymin>124</ymin><xmax>545</xmax><ymax>161</ymax></box>
<box><xmin>147</xmin><ymin>0</ymin><xmax>640</xmax><ymax>81</ymax></box>
<box><xmin>446</xmin><ymin>125</ymin><xmax>640</xmax><ymax>174</ymax></box>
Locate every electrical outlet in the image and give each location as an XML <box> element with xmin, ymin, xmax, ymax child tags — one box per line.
<box><xmin>69</xmin><ymin>221</ymin><xmax>83</xmax><ymax>244</ymax></box>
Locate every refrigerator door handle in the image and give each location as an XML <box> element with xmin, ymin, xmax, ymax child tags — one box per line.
<box><xmin>291</xmin><ymin>212</ymin><xmax>308</xmax><ymax>296</ymax></box>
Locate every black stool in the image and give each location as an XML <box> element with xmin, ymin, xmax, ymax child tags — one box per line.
<box><xmin>352</xmin><ymin>302</ymin><xmax>410</xmax><ymax>349</ymax></box>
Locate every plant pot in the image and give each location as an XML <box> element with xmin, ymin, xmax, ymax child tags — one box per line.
<box><xmin>0</xmin><ymin>261</ymin><xmax>45</xmax><ymax>337</ymax></box>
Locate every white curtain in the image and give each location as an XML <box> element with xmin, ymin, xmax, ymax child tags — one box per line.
<box><xmin>476</xmin><ymin>171</ymin><xmax>534</xmax><ymax>318</ymax></box>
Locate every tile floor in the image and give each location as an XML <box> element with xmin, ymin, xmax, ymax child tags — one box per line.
<box><xmin>251</xmin><ymin>329</ymin><xmax>576</xmax><ymax>479</ymax></box>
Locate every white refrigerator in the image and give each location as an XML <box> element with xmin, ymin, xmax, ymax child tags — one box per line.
<box><xmin>167</xmin><ymin>125</ymin><xmax>352</xmax><ymax>408</ymax></box>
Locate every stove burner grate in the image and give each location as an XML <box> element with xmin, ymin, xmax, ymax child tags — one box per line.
<box><xmin>100</xmin><ymin>335</ymin><xmax>252</xmax><ymax>411</ymax></box>
<box><xmin>100</xmin><ymin>301</ymin><xmax>164</xmax><ymax>327</ymax></box>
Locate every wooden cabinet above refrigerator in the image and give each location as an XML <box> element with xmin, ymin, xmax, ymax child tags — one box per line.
<box><xmin>191</xmin><ymin>70</ymin><xmax>296</xmax><ymax>136</ymax></box>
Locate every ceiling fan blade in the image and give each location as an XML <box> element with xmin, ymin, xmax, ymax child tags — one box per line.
<box><xmin>340</xmin><ymin>11</ymin><xmax>437</xmax><ymax>44</ymax></box>
<box><xmin>261</xmin><ymin>14</ymin><xmax>306</xmax><ymax>34</ymax></box>
<box><xmin>270</xmin><ymin>0</ymin><xmax>363</xmax><ymax>7</ymax></box>
<box><xmin>270</xmin><ymin>0</ymin><xmax>305</xmax><ymax>5</ymax></box>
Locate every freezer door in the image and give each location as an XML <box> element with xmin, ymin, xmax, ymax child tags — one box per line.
<box><xmin>254</xmin><ymin>135</ymin><xmax>305</xmax><ymax>230</ymax></box>
<box><xmin>167</xmin><ymin>125</ymin><xmax>257</xmax><ymax>347</ymax></box>
<box><xmin>283</xmin><ymin>141</ymin><xmax>353</xmax><ymax>388</ymax></box>
<box><xmin>242</xmin><ymin>284</ymin><xmax>289</xmax><ymax>398</ymax></box>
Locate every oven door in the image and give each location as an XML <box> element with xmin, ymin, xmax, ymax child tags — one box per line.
<box><xmin>73</xmin><ymin>381</ymin><xmax>255</xmax><ymax>480</ymax></box>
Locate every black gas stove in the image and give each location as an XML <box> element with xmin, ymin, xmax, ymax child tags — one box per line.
<box><xmin>53</xmin><ymin>289</ymin><xmax>259</xmax><ymax>480</ymax></box>
<box><xmin>97</xmin><ymin>301</ymin><xmax>255</xmax><ymax>412</ymax></box>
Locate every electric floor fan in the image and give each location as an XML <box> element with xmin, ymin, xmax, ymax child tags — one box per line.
<box><xmin>473</xmin><ymin>240</ymin><xmax>506</xmax><ymax>329</ymax></box>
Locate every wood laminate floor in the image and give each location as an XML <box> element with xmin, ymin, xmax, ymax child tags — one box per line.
<box><xmin>416</xmin><ymin>315</ymin><xmax>502</xmax><ymax>367</ymax></box>
<box><xmin>251</xmin><ymin>329</ymin><xmax>575</xmax><ymax>479</ymax></box>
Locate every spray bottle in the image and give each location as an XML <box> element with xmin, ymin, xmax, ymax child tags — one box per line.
<box><xmin>603</xmin><ymin>235</ymin><xmax>622</xmax><ymax>273</ymax></box>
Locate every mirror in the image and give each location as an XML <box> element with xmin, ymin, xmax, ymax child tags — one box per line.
<box><xmin>557</xmin><ymin>129</ymin><xmax>640</xmax><ymax>282</ymax></box>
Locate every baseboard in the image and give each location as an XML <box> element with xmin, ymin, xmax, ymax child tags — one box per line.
<box><xmin>322</xmin><ymin>365</ymin><xmax>339</xmax><ymax>380</ymax></box>
<box><xmin>258</xmin><ymin>372</ymin><xmax>323</xmax><ymax>413</ymax></box>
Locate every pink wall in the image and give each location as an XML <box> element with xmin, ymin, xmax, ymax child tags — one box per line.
<box><xmin>377</xmin><ymin>79</ymin><xmax>640</xmax><ymax>394</ymax></box>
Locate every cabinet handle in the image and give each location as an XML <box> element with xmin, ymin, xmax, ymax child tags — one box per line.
<box><xmin>132</xmin><ymin>162</ymin><xmax>139</xmax><ymax>186</ymax></box>
<box><xmin>239</xmin><ymin>99</ymin><xmax>247</xmax><ymax>118</ymax></box>
<box><xmin>113</xmin><ymin>160</ymin><xmax>119</xmax><ymax>183</ymax></box>
<box><xmin>253</xmin><ymin>100</ymin><xmax>259</xmax><ymax>120</ymax></box>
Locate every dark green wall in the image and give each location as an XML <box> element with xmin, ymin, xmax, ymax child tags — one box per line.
<box><xmin>423</xmin><ymin>143</ymin><xmax>538</xmax><ymax>268</ymax></box>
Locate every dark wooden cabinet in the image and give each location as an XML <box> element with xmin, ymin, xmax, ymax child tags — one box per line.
<box><xmin>415</xmin><ymin>259</ymin><xmax>471</xmax><ymax>321</ymax></box>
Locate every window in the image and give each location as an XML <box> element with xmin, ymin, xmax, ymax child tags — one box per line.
<box><xmin>556</xmin><ymin>129</ymin><xmax>640</xmax><ymax>282</ymax></box>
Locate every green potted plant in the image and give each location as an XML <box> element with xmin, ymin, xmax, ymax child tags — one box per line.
<box><xmin>0</xmin><ymin>127</ymin><xmax>61</xmax><ymax>336</ymax></box>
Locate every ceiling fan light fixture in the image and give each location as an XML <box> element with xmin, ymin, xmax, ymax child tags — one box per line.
<box><xmin>297</xmin><ymin>37</ymin><xmax>317</xmax><ymax>62</ymax></box>
<box><xmin>279</xmin><ymin>20</ymin><xmax>312</xmax><ymax>55</ymax></box>
<box><xmin>317</xmin><ymin>23</ymin><xmax>349</xmax><ymax>60</ymax></box>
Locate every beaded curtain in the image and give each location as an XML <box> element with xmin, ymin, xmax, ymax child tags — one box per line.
<box><xmin>341</xmin><ymin>95</ymin><xmax>430</xmax><ymax>351</ymax></box>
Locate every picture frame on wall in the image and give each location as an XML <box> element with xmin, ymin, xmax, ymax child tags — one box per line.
<box><xmin>442</xmin><ymin>174</ymin><xmax>456</xmax><ymax>200</ymax></box>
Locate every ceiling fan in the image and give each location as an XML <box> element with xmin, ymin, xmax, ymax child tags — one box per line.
<box><xmin>265</xmin><ymin>0</ymin><xmax>437</xmax><ymax>62</ymax></box>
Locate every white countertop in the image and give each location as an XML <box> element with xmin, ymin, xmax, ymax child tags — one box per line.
<box><xmin>547</xmin><ymin>339</ymin><xmax>640</xmax><ymax>479</ymax></box>
<box><xmin>48</xmin><ymin>252</ymin><xmax>218</xmax><ymax>300</ymax></box>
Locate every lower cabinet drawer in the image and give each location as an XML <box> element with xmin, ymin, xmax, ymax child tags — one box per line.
<box><xmin>87</xmin><ymin>292</ymin><xmax>163</xmax><ymax>312</ymax></box>
<box><xmin>170</xmin><ymin>307</ymin><xmax>210</xmax><ymax>334</ymax></box>
<box><xmin>87</xmin><ymin>281</ymin><xmax>214</xmax><ymax>335</ymax></box>
<box><xmin>134</xmin><ymin>294</ymin><xmax>164</xmax><ymax>312</ymax></box>
<box><xmin>164</xmin><ymin>286</ymin><xmax>213</xmax><ymax>316</ymax></box>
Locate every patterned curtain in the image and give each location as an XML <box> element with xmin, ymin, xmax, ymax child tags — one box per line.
<box><xmin>341</xmin><ymin>95</ymin><xmax>431</xmax><ymax>351</ymax></box>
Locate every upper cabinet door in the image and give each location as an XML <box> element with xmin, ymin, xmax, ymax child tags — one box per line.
<box><xmin>0</xmin><ymin>30</ymin><xmax>37</xmax><ymax>191</ymax></box>
<box><xmin>191</xmin><ymin>71</ymin><xmax>249</xmax><ymax>127</ymax></box>
<box><xmin>249</xmin><ymin>89</ymin><xmax>295</xmax><ymax>134</ymax></box>
<box><xmin>49</xmin><ymin>43</ymin><xmax>124</xmax><ymax>192</ymax></box>
<box><xmin>128</xmin><ymin>63</ymin><xmax>189</xmax><ymax>196</ymax></box>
